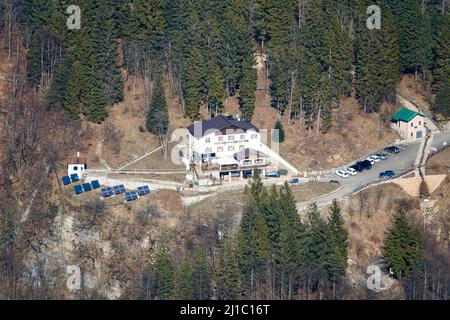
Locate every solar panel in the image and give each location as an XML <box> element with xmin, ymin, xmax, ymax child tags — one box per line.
<box><xmin>91</xmin><ymin>180</ymin><xmax>101</xmax><ymax>189</ymax></box>
<box><xmin>74</xmin><ymin>185</ymin><xmax>83</xmax><ymax>195</ymax></box>
<box><xmin>70</xmin><ymin>173</ymin><xmax>80</xmax><ymax>183</ymax></box>
<box><xmin>137</xmin><ymin>185</ymin><xmax>150</xmax><ymax>196</ymax></box>
<box><xmin>113</xmin><ymin>184</ymin><xmax>126</xmax><ymax>195</ymax></box>
<box><xmin>100</xmin><ymin>187</ymin><xmax>114</xmax><ymax>198</ymax></box>
<box><xmin>124</xmin><ymin>191</ymin><xmax>138</xmax><ymax>201</ymax></box>
<box><xmin>82</xmin><ymin>183</ymin><xmax>92</xmax><ymax>192</ymax></box>
<box><xmin>62</xmin><ymin>176</ymin><xmax>71</xmax><ymax>185</ymax></box>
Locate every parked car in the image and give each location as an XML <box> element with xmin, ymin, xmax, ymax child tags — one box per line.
<box><xmin>357</xmin><ymin>160</ymin><xmax>373</xmax><ymax>171</ymax></box>
<box><xmin>335</xmin><ymin>170</ymin><xmax>349</xmax><ymax>178</ymax></box>
<box><xmin>344</xmin><ymin>167</ymin><xmax>358</xmax><ymax>176</ymax></box>
<box><xmin>366</xmin><ymin>157</ymin><xmax>376</xmax><ymax>165</ymax></box>
<box><xmin>376</xmin><ymin>152</ymin><xmax>388</xmax><ymax>160</ymax></box>
<box><xmin>368</xmin><ymin>155</ymin><xmax>381</xmax><ymax>163</ymax></box>
<box><xmin>384</xmin><ymin>146</ymin><xmax>400</xmax><ymax>154</ymax></box>
<box><xmin>350</xmin><ymin>163</ymin><xmax>363</xmax><ymax>172</ymax></box>
<box><xmin>379</xmin><ymin>170</ymin><xmax>396</xmax><ymax>179</ymax></box>
<box><xmin>265</xmin><ymin>171</ymin><xmax>280</xmax><ymax>178</ymax></box>
<box><xmin>288</xmin><ymin>178</ymin><xmax>300</xmax><ymax>185</ymax></box>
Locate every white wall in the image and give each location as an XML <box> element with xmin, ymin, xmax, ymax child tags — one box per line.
<box><xmin>391</xmin><ymin>115</ymin><xmax>425</xmax><ymax>141</ymax></box>
<box><xmin>189</xmin><ymin>128</ymin><xmax>261</xmax><ymax>160</ymax></box>
<box><xmin>68</xmin><ymin>163</ymin><xmax>86</xmax><ymax>176</ymax></box>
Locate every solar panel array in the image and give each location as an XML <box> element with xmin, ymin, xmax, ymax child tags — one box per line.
<box><xmin>62</xmin><ymin>176</ymin><xmax>71</xmax><ymax>185</ymax></box>
<box><xmin>91</xmin><ymin>180</ymin><xmax>101</xmax><ymax>189</ymax></box>
<box><xmin>70</xmin><ymin>173</ymin><xmax>80</xmax><ymax>183</ymax></box>
<box><xmin>125</xmin><ymin>191</ymin><xmax>138</xmax><ymax>201</ymax></box>
<box><xmin>137</xmin><ymin>185</ymin><xmax>150</xmax><ymax>196</ymax></box>
<box><xmin>100</xmin><ymin>187</ymin><xmax>114</xmax><ymax>198</ymax></box>
<box><xmin>74</xmin><ymin>185</ymin><xmax>83</xmax><ymax>195</ymax></box>
<box><xmin>82</xmin><ymin>183</ymin><xmax>92</xmax><ymax>192</ymax></box>
<box><xmin>113</xmin><ymin>184</ymin><xmax>126</xmax><ymax>195</ymax></box>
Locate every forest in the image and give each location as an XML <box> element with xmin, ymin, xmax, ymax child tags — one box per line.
<box><xmin>2</xmin><ymin>0</ymin><xmax>448</xmax><ymax>130</ymax></box>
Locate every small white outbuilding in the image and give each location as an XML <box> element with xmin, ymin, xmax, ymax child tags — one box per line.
<box><xmin>67</xmin><ymin>152</ymin><xmax>87</xmax><ymax>177</ymax></box>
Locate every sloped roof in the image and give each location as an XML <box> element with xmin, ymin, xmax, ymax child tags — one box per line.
<box><xmin>67</xmin><ymin>156</ymin><xmax>87</xmax><ymax>164</ymax></box>
<box><xmin>187</xmin><ymin>115</ymin><xmax>259</xmax><ymax>137</ymax></box>
<box><xmin>392</xmin><ymin>108</ymin><xmax>424</xmax><ymax>122</ymax></box>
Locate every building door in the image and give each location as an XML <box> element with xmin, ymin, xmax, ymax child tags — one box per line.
<box><xmin>416</xmin><ymin>131</ymin><xmax>423</xmax><ymax>139</ymax></box>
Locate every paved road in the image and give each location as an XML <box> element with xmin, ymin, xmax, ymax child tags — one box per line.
<box><xmin>296</xmin><ymin>131</ymin><xmax>450</xmax><ymax>210</ymax></box>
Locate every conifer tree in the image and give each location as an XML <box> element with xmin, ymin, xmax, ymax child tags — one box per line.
<box><xmin>383</xmin><ymin>209</ymin><xmax>424</xmax><ymax>279</ymax></box>
<box><xmin>273</xmin><ymin>121</ymin><xmax>285</xmax><ymax>143</ymax></box>
<box><xmin>190</xmin><ymin>250</ymin><xmax>212</xmax><ymax>300</ymax></box>
<box><xmin>326</xmin><ymin>199</ymin><xmax>348</xmax><ymax>294</ymax></box>
<box><xmin>146</xmin><ymin>77</ymin><xmax>169</xmax><ymax>136</ymax></box>
<box><xmin>151</xmin><ymin>246</ymin><xmax>175</xmax><ymax>299</ymax></box>
<box><xmin>216</xmin><ymin>238</ymin><xmax>242</xmax><ymax>300</ymax></box>
<box><xmin>238</xmin><ymin>176</ymin><xmax>269</xmax><ymax>297</ymax></box>
<box><xmin>432</xmin><ymin>80</ymin><xmax>450</xmax><ymax>118</ymax></box>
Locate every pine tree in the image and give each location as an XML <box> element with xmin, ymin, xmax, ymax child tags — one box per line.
<box><xmin>239</xmin><ymin>55</ymin><xmax>257</xmax><ymax>121</ymax></box>
<box><xmin>238</xmin><ymin>176</ymin><xmax>269</xmax><ymax>296</ymax></box>
<box><xmin>216</xmin><ymin>238</ymin><xmax>242</xmax><ymax>300</ymax></box>
<box><xmin>184</xmin><ymin>47</ymin><xmax>206</xmax><ymax>119</ymax></box>
<box><xmin>432</xmin><ymin>80</ymin><xmax>450</xmax><ymax>118</ymax></box>
<box><xmin>326</xmin><ymin>199</ymin><xmax>348</xmax><ymax>294</ymax></box>
<box><xmin>273</xmin><ymin>121</ymin><xmax>285</xmax><ymax>143</ymax></box>
<box><xmin>190</xmin><ymin>250</ymin><xmax>212</xmax><ymax>300</ymax></box>
<box><xmin>63</xmin><ymin>60</ymin><xmax>86</xmax><ymax>119</ymax></box>
<box><xmin>175</xmin><ymin>257</ymin><xmax>194</xmax><ymax>299</ymax></box>
<box><xmin>383</xmin><ymin>209</ymin><xmax>424</xmax><ymax>279</ymax></box>
<box><xmin>151</xmin><ymin>246</ymin><xmax>175</xmax><ymax>299</ymax></box>
<box><xmin>146</xmin><ymin>77</ymin><xmax>169</xmax><ymax>136</ymax></box>
<box><xmin>91</xmin><ymin>0</ymin><xmax>123</xmax><ymax>104</ymax></box>
<box><xmin>206</xmin><ymin>62</ymin><xmax>225</xmax><ymax>115</ymax></box>
<box><xmin>431</xmin><ymin>14</ymin><xmax>450</xmax><ymax>92</ymax></box>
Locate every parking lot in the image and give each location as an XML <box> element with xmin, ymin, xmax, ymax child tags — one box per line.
<box><xmin>296</xmin><ymin>141</ymin><xmax>422</xmax><ymax>210</ymax></box>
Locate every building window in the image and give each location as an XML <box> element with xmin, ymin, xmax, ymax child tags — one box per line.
<box><xmin>411</xmin><ymin>132</ymin><xmax>413</xmax><ymax>137</ymax></box>
<box><xmin>217</xmin><ymin>147</ymin><xmax>223</xmax><ymax>152</ymax></box>
<box><xmin>419</xmin><ymin>121</ymin><xmax>421</xmax><ymax>125</ymax></box>
<box><xmin>239</xmin><ymin>145</ymin><xmax>245</xmax><ymax>151</ymax></box>
<box><xmin>206</xmin><ymin>148</ymin><xmax>212</xmax><ymax>153</ymax></box>
<box><xmin>251</xmin><ymin>134</ymin><xmax>257</xmax><ymax>139</ymax></box>
<box><xmin>206</xmin><ymin>137</ymin><xmax>210</xmax><ymax>142</ymax></box>
<box><xmin>240</xmin><ymin>134</ymin><xmax>245</xmax><ymax>140</ymax></box>
<box><xmin>228</xmin><ymin>146</ymin><xmax>234</xmax><ymax>151</ymax></box>
<box><xmin>411</xmin><ymin>123</ymin><xmax>413</xmax><ymax>127</ymax></box>
<box><xmin>228</xmin><ymin>135</ymin><xmax>234</xmax><ymax>141</ymax></box>
<box><xmin>218</xmin><ymin>136</ymin><xmax>223</xmax><ymax>142</ymax></box>
<box><xmin>73</xmin><ymin>166</ymin><xmax>78</xmax><ymax>171</ymax></box>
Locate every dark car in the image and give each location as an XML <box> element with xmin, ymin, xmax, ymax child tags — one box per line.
<box><xmin>384</xmin><ymin>146</ymin><xmax>400</xmax><ymax>154</ymax></box>
<box><xmin>288</xmin><ymin>178</ymin><xmax>300</xmax><ymax>185</ymax></box>
<box><xmin>350</xmin><ymin>163</ymin><xmax>363</xmax><ymax>172</ymax></box>
<box><xmin>356</xmin><ymin>160</ymin><xmax>373</xmax><ymax>171</ymax></box>
<box><xmin>379</xmin><ymin>170</ymin><xmax>396</xmax><ymax>179</ymax></box>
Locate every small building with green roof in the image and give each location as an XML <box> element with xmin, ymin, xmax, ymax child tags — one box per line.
<box><xmin>391</xmin><ymin>108</ymin><xmax>425</xmax><ymax>141</ymax></box>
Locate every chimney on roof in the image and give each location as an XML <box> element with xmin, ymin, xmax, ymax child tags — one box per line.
<box><xmin>77</xmin><ymin>152</ymin><xmax>80</xmax><ymax>157</ymax></box>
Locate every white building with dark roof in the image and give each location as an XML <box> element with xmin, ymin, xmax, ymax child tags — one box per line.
<box><xmin>186</xmin><ymin>115</ymin><xmax>270</xmax><ymax>180</ymax></box>
<box><xmin>187</xmin><ymin>115</ymin><xmax>261</xmax><ymax>162</ymax></box>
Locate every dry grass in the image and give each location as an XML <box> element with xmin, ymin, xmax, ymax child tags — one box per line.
<box><xmin>279</xmin><ymin>97</ymin><xmax>399</xmax><ymax>171</ymax></box>
<box><xmin>426</xmin><ymin>147</ymin><xmax>450</xmax><ymax>175</ymax></box>
<box><xmin>344</xmin><ymin>183</ymin><xmax>420</xmax><ymax>264</ymax></box>
<box><xmin>291</xmin><ymin>182</ymin><xmax>340</xmax><ymax>202</ymax></box>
